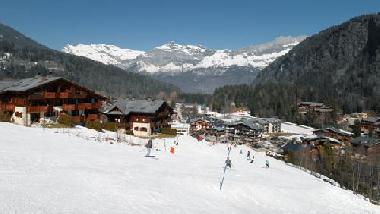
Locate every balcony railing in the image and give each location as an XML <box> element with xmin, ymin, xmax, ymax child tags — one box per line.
<box><xmin>28</xmin><ymin>93</ymin><xmax>43</xmax><ymax>100</ymax></box>
<box><xmin>87</xmin><ymin>114</ymin><xmax>98</xmax><ymax>121</ymax></box>
<box><xmin>62</xmin><ymin>104</ymin><xmax>76</xmax><ymax>111</ymax></box>
<box><xmin>13</xmin><ymin>98</ymin><xmax>25</xmax><ymax>105</ymax></box>
<box><xmin>59</xmin><ymin>92</ymin><xmax>69</xmax><ymax>98</ymax></box>
<box><xmin>5</xmin><ymin>104</ymin><xmax>15</xmax><ymax>111</ymax></box>
<box><xmin>77</xmin><ymin>103</ymin><xmax>93</xmax><ymax>110</ymax></box>
<box><xmin>27</xmin><ymin>106</ymin><xmax>48</xmax><ymax>113</ymax></box>
<box><xmin>92</xmin><ymin>102</ymin><xmax>102</xmax><ymax>109</ymax></box>
<box><xmin>44</xmin><ymin>92</ymin><xmax>56</xmax><ymax>99</ymax></box>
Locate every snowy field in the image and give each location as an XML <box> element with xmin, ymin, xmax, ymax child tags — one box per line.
<box><xmin>0</xmin><ymin>123</ymin><xmax>378</xmax><ymax>214</ymax></box>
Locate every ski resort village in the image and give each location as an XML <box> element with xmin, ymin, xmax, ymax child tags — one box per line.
<box><xmin>2</xmin><ymin>2</ymin><xmax>380</xmax><ymax>212</ymax></box>
<box><xmin>0</xmin><ymin>76</ymin><xmax>379</xmax><ymax>213</ymax></box>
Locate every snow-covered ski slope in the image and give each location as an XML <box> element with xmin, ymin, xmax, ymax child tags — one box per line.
<box><xmin>0</xmin><ymin>123</ymin><xmax>378</xmax><ymax>214</ymax></box>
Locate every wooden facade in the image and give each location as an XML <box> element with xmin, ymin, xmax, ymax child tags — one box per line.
<box><xmin>0</xmin><ymin>76</ymin><xmax>105</xmax><ymax>126</ymax></box>
<box><xmin>190</xmin><ymin>119</ymin><xmax>211</xmax><ymax>132</ymax></box>
<box><xmin>313</xmin><ymin>128</ymin><xmax>353</xmax><ymax>143</ymax></box>
<box><xmin>103</xmin><ymin>99</ymin><xmax>173</xmax><ymax>137</ymax></box>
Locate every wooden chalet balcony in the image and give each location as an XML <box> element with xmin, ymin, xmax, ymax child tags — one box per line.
<box><xmin>13</xmin><ymin>98</ymin><xmax>26</xmax><ymax>106</ymax></box>
<box><xmin>77</xmin><ymin>103</ymin><xmax>93</xmax><ymax>110</ymax></box>
<box><xmin>92</xmin><ymin>102</ymin><xmax>102</xmax><ymax>109</ymax></box>
<box><xmin>62</xmin><ymin>104</ymin><xmax>76</xmax><ymax>111</ymax></box>
<box><xmin>27</xmin><ymin>106</ymin><xmax>48</xmax><ymax>113</ymax></box>
<box><xmin>44</xmin><ymin>92</ymin><xmax>56</xmax><ymax>99</ymax></box>
<box><xmin>59</xmin><ymin>92</ymin><xmax>69</xmax><ymax>98</ymax></box>
<box><xmin>87</xmin><ymin>114</ymin><xmax>98</xmax><ymax>121</ymax></box>
<box><xmin>28</xmin><ymin>93</ymin><xmax>43</xmax><ymax>100</ymax></box>
<box><xmin>4</xmin><ymin>104</ymin><xmax>15</xmax><ymax>111</ymax></box>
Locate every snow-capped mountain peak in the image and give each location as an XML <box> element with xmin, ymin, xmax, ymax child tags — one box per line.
<box><xmin>154</xmin><ymin>41</ymin><xmax>207</xmax><ymax>55</ymax></box>
<box><xmin>62</xmin><ymin>36</ymin><xmax>306</xmax><ymax>73</ymax></box>
<box><xmin>62</xmin><ymin>44</ymin><xmax>145</xmax><ymax>65</ymax></box>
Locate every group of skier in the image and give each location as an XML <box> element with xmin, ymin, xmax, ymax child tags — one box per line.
<box><xmin>225</xmin><ymin>146</ymin><xmax>270</xmax><ymax>169</ymax></box>
<box><xmin>144</xmin><ymin>138</ymin><xmax>270</xmax><ymax>169</ymax></box>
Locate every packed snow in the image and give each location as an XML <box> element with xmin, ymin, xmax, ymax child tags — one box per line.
<box><xmin>0</xmin><ymin>122</ymin><xmax>378</xmax><ymax>213</ymax></box>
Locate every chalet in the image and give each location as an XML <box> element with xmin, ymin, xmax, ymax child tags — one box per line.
<box><xmin>298</xmin><ymin>102</ymin><xmax>333</xmax><ymax>114</ymax></box>
<box><xmin>313</xmin><ymin>128</ymin><xmax>353</xmax><ymax>143</ymax></box>
<box><xmin>170</xmin><ymin>121</ymin><xmax>190</xmax><ymax>135</ymax></box>
<box><xmin>226</xmin><ymin>119</ymin><xmax>263</xmax><ymax>138</ymax></box>
<box><xmin>251</xmin><ymin>118</ymin><xmax>281</xmax><ymax>134</ymax></box>
<box><xmin>360</xmin><ymin>117</ymin><xmax>380</xmax><ymax>137</ymax></box>
<box><xmin>0</xmin><ymin>76</ymin><xmax>105</xmax><ymax>126</ymax></box>
<box><xmin>102</xmin><ymin>99</ymin><xmax>173</xmax><ymax>137</ymax></box>
<box><xmin>190</xmin><ymin>118</ymin><xmax>211</xmax><ymax>132</ymax></box>
<box><xmin>351</xmin><ymin>137</ymin><xmax>380</xmax><ymax>160</ymax></box>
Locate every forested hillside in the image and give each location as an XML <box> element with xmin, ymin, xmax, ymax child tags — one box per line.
<box><xmin>0</xmin><ymin>23</ymin><xmax>179</xmax><ymax>98</ymax></box>
<box><xmin>212</xmin><ymin>13</ymin><xmax>380</xmax><ymax>120</ymax></box>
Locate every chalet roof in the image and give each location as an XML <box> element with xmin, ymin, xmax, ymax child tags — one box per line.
<box><xmin>313</xmin><ymin>128</ymin><xmax>353</xmax><ymax>137</ymax></box>
<box><xmin>0</xmin><ymin>76</ymin><xmax>105</xmax><ymax>99</ymax></box>
<box><xmin>103</xmin><ymin>99</ymin><xmax>167</xmax><ymax>115</ymax></box>
<box><xmin>362</xmin><ymin>116</ymin><xmax>380</xmax><ymax>123</ymax></box>
<box><xmin>190</xmin><ymin>118</ymin><xmax>210</xmax><ymax>124</ymax></box>
<box><xmin>351</xmin><ymin>137</ymin><xmax>379</xmax><ymax>145</ymax></box>
<box><xmin>248</xmin><ymin>117</ymin><xmax>281</xmax><ymax>125</ymax></box>
<box><xmin>0</xmin><ymin>76</ymin><xmax>61</xmax><ymax>93</ymax></box>
<box><xmin>298</xmin><ymin>102</ymin><xmax>324</xmax><ymax>107</ymax></box>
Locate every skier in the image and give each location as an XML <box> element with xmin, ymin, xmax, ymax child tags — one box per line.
<box><xmin>239</xmin><ymin>149</ymin><xmax>243</xmax><ymax>155</ymax></box>
<box><xmin>225</xmin><ymin>157</ymin><xmax>232</xmax><ymax>168</ymax></box>
<box><xmin>265</xmin><ymin>160</ymin><xmax>270</xmax><ymax>168</ymax></box>
<box><xmin>145</xmin><ymin>138</ymin><xmax>153</xmax><ymax>157</ymax></box>
<box><xmin>250</xmin><ymin>154</ymin><xmax>255</xmax><ymax>163</ymax></box>
<box><xmin>247</xmin><ymin>150</ymin><xmax>251</xmax><ymax>160</ymax></box>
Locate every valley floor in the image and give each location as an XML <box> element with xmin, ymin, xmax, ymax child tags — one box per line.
<box><xmin>0</xmin><ymin>123</ymin><xmax>378</xmax><ymax>213</ymax></box>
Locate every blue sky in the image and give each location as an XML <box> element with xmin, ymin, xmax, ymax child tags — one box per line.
<box><xmin>0</xmin><ymin>0</ymin><xmax>379</xmax><ymax>51</ymax></box>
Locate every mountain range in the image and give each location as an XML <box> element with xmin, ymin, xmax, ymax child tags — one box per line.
<box><xmin>212</xmin><ymin>13</ymin><xmax>380</xmax><ymax>119</ymax></box>
<box><xmin>0</xmin><ymin>23</ymin><xmax>179</xmax><ymax>98</ymax></box>
<box><xmin>63</xmin><ymin>36</ymin><xmax>306</xmax><ymax>93</ymax></box>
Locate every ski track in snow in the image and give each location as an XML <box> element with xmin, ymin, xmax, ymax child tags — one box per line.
<box><xmin>0</xmin><ymin>123</ymin><xmax>378</xmax><ymax>214</ymax></box>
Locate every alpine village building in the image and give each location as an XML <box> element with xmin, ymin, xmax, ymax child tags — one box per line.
<box><xmin>0</xmin><ymin>76</ymin><xmax>106</xmax><ymax>126</ymax></box>
<box><xmin>102</xmin><ymin>98</ymin><xmax>174</xmax><ymax>137</ymax></box>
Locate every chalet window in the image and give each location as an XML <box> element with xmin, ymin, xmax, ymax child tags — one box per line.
<box><xmin>68</xmin><ymin>99</ymin><xmax>76</xmax><ymax>104</ymax></box>
<box><xmin>140</xmin><ymin>127</ymin><xmax>148</xmax><ymax>132</ymax></box>
<box><xmin>15</xmin><ymin>112</ymin><xmax>22</xmax><ymax>118</ymax></box>
<box><xmin>71</xmin><ymin>110</ymin><xmax>79</xmax><ymax>116</ymax></box>
<box><xmin>136</xmin><ymin>118</ymin><xmax>139</xmax><ymax>122</ymax></box>
<box><xmin>142</xmin><ymin>118</ymin><xmax>146</xmax><ymax>122</ymax></box>
<box><xmin>134</xmin><ymin>127</ymin><xmax>139</xmax><ymax>131</ymax></box>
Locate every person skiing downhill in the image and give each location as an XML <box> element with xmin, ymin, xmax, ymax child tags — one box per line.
<box><xmin>247</xmin><ymin>150</ymin><xmax>251</xmax><ymax>160</ymax></box>
<box><xmin>265</xmin><ymin>160</ymin><xmax>270</xmax><ymax>168</ymax></box>
<box><xmin>225</xmin><ymin>157</ymin><xmax>232</xmax><ymax>168</ymax></box>
<box><xmin>250</xmin><ymin>154</ymin><xmax>255</xmax><ymax>163</ymax></box>
<box><xmin>145</xmin><ymin>138</ymin><xmax>153</xmax><ymax>157</ymax></box>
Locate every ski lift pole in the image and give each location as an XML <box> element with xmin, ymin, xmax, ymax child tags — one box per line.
<box><xmin>220</xmin><ymin>145</ymin><xmax>231</xmax><ymax>191</ymax></box>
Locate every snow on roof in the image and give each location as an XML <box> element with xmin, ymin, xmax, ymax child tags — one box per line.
<box><xmin>104</xmin><ymin>99</ymin><xmax>167</xmax><ymax>115</ymax></box>
<box><xmin>281</xmin><ymin>122</ymin><xmax>315</xmax><ymax>136</ymax></box>
<box><xmin>0</xmin><ymin>76</ymin><xmax>62</xmax><ymax>92</ymax></box>
<box><xmin>170</xmin><ymin>121</ymin><xmax>190</xmax><ymax>129</ymax></box>
<box><xmin>298</xmin><ymin>102</ymin><xmax>324</xmax><ymax>106</ymax></box>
